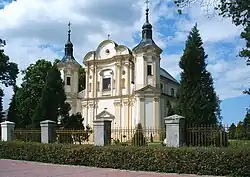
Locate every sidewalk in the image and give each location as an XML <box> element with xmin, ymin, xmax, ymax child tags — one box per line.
<box><xmin>0</xmin><ymin>159</ymin><xmax>222</xmax><ymax>177</ymax></box>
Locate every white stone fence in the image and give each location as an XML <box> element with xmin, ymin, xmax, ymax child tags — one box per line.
<box><xmin>0</xmin><ymin>114</ymin><xmax>186</xmax><ymax>147</ymax></box>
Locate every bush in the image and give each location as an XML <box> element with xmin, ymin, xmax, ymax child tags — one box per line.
<box><xmin>131</xmin><ymin>123</ymin><xmax>146</xmax><ymax>146</ymax></box>
<box><xmin>1</xmin><ymin>141</ymin><xmax>250</xmax><ymax>177</ymax></box>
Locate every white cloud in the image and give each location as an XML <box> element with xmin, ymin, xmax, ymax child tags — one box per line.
<box><xmin>0</xmin><ymin>0</ymin><xmax>249</xmax><ymax>111</ymax></box>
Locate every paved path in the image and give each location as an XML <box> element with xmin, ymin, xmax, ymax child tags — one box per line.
<box><xmin>0</xmin><ymin>159</ymin><xmax>222</xmax><ymax>177</ymax></box>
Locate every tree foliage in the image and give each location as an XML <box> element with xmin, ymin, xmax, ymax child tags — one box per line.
<box><xmin>79</xmin><ymin>66</ymin><xmax>86</xmax><ymax>92</ymax></box>
<box><xmin>228</xmin><ymin>123</ymin><xmax>236</xmax><ymax>139</ymax></box>
<box><xmin>218</xmin><ymin>0</ymin><xmax>250</xmax><ymax>60</ymax></box>
<box><xmin>32</xmin><ymin>65</ymin><xmax>70</xmax><ymax>127</ymax></box>
<box><xmin>175</xmin><ymin>24</ymin><xmax>220</xmax><ymax>125</ymax></box>
<box><xmin>12</xmin><ymin>59</ymin><xmax>53</xmax><ymax>127</ymax></box>
<box><xmin>0</xmin><ymin>40</ymin><xmax>19</xmax><ymax>122</ymax></box>
<box><xmin>7</xmin><ymin>86</ymin><xmax>21</xmax><ymax>126</ymax></box>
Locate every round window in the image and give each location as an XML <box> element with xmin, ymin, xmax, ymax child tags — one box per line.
<box><xmin>105</xmin><ymin>49</ymin><xmax>110</xmax><ymax>54</ymax></box>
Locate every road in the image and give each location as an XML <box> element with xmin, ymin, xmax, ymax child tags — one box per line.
<box><xmin>0</xmin><ymin>159</ymin><xmax>223</xmax><ymax>177</ymax></box>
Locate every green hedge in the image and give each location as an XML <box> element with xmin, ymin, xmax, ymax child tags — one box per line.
<box><xmin>0</xmin><ymin>141</ymin><xmax>250</xmax><ymax>177</ymax></box>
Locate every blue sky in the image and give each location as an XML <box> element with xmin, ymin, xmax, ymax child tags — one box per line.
<box><xmin>0</xmin><ymin>0</ymin><xmax>249</xmax><ymax>125</ymax></box>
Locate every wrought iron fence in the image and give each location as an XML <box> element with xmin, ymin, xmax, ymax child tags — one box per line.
<box><xmin>186</xmin><ymin>124</ymin><xmax>250</xmax><ymax>148</ymax></box>
<box><xmin>55</xmin><ymin>128</ymin><xmax>93</xmax><ymax>144</ymax></box>
<box><xmin>13</xmin><ymin>129</ymin><xmax>41</xmax><ymax>142</ymax></box>
<box><xmin>110</xmin><ymin>127</ymin><xmax>165</xmax><ymax>147</ymax></box>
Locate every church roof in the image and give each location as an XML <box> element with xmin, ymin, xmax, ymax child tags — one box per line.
<box><xmin>132</xmin><ymin>7</ymin><xmax>162</xmax><ymax>53</ymax></box>
<box><xmin>60</xmin><ymin>22</ymin><xmax>79</xmax><ymax>65</ymax></box>
<box><xmin>160</xmin><ymin>68</ymin><xmax>179</xmax><ymax>84</ymax></box>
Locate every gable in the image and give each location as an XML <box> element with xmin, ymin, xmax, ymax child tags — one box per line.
<box><xmin>134</xmin><ymin>85</ymin><xmax>161</xmax><ymax>94</ymax></box>
<box><xmin>96</xmin><ymin>109</ymin><xmax>115</xmax><ymax>120</ymax></box>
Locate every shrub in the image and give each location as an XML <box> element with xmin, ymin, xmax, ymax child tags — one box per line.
<box><xmin>131</xmin><ymin>123</ymin><xmax>146</xmax><ymax>146</ymax></box>
<box><xmin>0</xmin><ymin>141</ymin><xmax>250</xmax><ymax>176</ymax></box>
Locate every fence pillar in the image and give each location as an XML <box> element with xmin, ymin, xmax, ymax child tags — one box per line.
<box><xmin>40</xmin><ymin>120</ymin><xmax>56</xmax><ymax>143</ymax></box>
<box><xmin>164</xmin><ymin>114</ymin><xmax>185</xmax><ymax>147</ymax></box>
<box><xmin>0</xmin><ymin>121</ymin><xmax>15</xmax><ymax>141</ymax></box>
<box><xmin>93</xmin><ymin>119</ymin><xmax>111</xmax><ymax>146</ymax></box>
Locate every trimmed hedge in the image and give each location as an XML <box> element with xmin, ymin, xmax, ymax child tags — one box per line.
<box><xmin>0</xmin><ymin>141</ymin><xmax>250</xmax><ymax>177</ymax></box>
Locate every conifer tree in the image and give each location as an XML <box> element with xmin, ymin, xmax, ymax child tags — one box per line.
<box><xmin>7</xmin><ymin>86</ymin><xmax>20</xmax><ymax>127</ymax></box>
<box><xmin>228</xmin><ymin>123</ymin><xmax>236</xmax><ymax>139</ymax></box>
<box><xmin>175</xmin><ymin>24</ymin><xmax>220</xmax><ymax>125</ymax></box>
<box><xmin>32</xmin><ymin>65</ymin><xmax>70</xmax><ymax>128</ymax></box>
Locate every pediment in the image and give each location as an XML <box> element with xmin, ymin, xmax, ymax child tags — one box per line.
<box><xmin>134</xmin><ymin>85</ymin><xmax>160</xmax><ymax>94</ymax></box>
<box><xmin>96</xmin><ymin>110</ymin><xmax>115</xmax><ymax>120</ymax></box>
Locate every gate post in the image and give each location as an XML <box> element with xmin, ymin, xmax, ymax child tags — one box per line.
<box><xmin>164</xmin><ymin>114</ymin><xmax>185</xmax><ymax>147</ymax></box>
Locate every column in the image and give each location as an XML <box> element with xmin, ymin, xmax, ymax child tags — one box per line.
<box><xmin>154</xmin><ymin>97</ymin><xmax>160</xmax><ymax>129</ymax></box>
<box><xmin>123</xmin><ymin>100</ymin><xmax>128</xmax><ymax>128</ymax></box>
<box><xmin>138</xmin><ymin>97</ymin><xmax>145</xmax><ymax>128</ymax></box>
<box><xmin>40</xmin><ymin>120</ymin><xmax>56</xmax><ymax>144</ymax></box>
<box><xmin>0</xmin><ymin>121</ymin><xmax>15</xmax><ymax>141</ymax></box>
<box><xmin>116</xmin><ymin>63</ymin><xmax>121</xmax><ymax>96</ymax></box>
<box><xmin>114</xmin><ymin>101</ymin><xmax>121</xmax><ymax>128</ymax></box>
<box><xmin>164</xmin><ymin>115</ymin><xmax>186</xmax><ymax>147</ymax></box>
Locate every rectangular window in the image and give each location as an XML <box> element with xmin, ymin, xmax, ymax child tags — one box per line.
<box><xmin>66</xmin><ymin>77</ymin><xmax>71</xmax><ymax>85</ymax></box>
<box><xmin>160</xmin><ymin>83</ymin><xmax>163</xmax><ymax>90</ymax></box>
<box><xmin>103</xmin><ymin>78</ymin><xmax>111</xmax><ymax>90</ymax></box>
<box><xmin>147</xmin><ymin>65</ymin><xmax>152</xmax><ymax>76</ymax></box>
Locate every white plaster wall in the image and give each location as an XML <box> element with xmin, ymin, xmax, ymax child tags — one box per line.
<box><xmin>98</xmin><ymin>43</ymin><xmax>116</xmax><ymax>59</ymax></box>
<box><xmin>135</xmin><ymin>55</ymin><xmax>144</xmax><ymax>90</ymax></box>
<box><xmin>145</xmin><ymin>97</ymin><xmax>154</xmax><ymax>128</ymax></box>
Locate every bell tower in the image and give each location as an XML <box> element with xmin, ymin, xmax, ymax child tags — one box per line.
<box><xmin>132</xmin><ymin>1</ymin><xmax>162</xmax><ymax>90</ymax></box>
<box><xmin>57</xmin><ymin>22</ymin><xmax>80</xmax><ymax>115</ymax></box>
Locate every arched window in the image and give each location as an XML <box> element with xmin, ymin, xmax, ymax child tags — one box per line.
<box><xmin>171</xmin><ymin>88</ymin><xmax>175</xmax><ymax>97</ymax></box>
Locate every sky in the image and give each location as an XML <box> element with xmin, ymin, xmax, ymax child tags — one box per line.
<box><xmin>0</xmin><ymin>0</ymin><xmax>249</xmax><ymax>125</ymax></box>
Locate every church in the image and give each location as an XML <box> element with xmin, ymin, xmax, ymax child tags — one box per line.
<box><xmin>57</xmin><ymin>7</ymin><xmax>179</xmax><ymax>129</ymax></box>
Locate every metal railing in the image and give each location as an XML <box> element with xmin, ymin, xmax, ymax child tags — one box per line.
<box><xmin>13</xmin><ymin>129</ymin><xmax>41</xmax><ymax>142</ymax></box>
<box><xmin>110</xmin><ymin>127</ymin><xmax>165</xmax><ymax>147</ymax></box>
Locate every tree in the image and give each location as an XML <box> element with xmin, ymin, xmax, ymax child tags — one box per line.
<box><xmin>218</xmin><ymin>1</ymin><xmax>250</xmax><ymax>61</ymax></box>
<box><xmin>0</xmin><ymin>89</ymin><xmax>3</xmax><ymax>122</ymax></box>
<box><xmin>175</xmin><ymin>24</ymin><xmax>220</xmax><ymax>125</ymax></box>
<box><xmin>132</xmin><ymin>123</ymin><xmax>146</xmax><ymax>146</ymax></box>
<box><xmin>0</xmin><ymin>39</ymin><xmax>19</xmax><ymax>121</ymax></box>
<box><xmin>166</xmin><ymin>100</ymin><xmax>175</xmax><ymax>116</ymax></box>
<box><xmin>11</xmin><ymin>59</ymin><xmax>53</xmax><ymax>127</ymax></box>
<box><xmin>228</xmin><ymin>123</ymin><xmax>236</xmax><ymax>139</ymax></box>
<box><xmin>32</xmin><ymin>65</ymin><xmax>70</xmax><ymax>127</ymax></box>
<box><xmin>174</xmin><ymin>1</ymin><xmax>250</xmax><ymax>64</ymax></box>
<box><xmin>7</xmin><ymin>86</ymin><xmax>21</xmax><ymax>127</ymax></box>
<box><xmin>236</xmin><ymin>121</ymin><xmax>245</xmax><ymax>139</ymax></box>
<box><xmin>78</xmin><ymin>66</ymin><xmax>86</xmax><ymax>92</ymax></box>
<box><xmin>61</xmin><ymin>112</ymin><xmax>84</xmax><ymax>129</ymax></box>
<box><xmin>243</xmin><ymin>110</ymin><xmax>250</xmax><ymax>140</ymax></box>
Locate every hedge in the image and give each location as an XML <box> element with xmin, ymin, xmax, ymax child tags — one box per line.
<box><xmin>0</xmin><ymin>141</ymin><xmax>250</xmax><ymax>177</ymax></box>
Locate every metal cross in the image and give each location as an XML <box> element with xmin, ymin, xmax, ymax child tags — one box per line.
<box><xmin>145</xmin><ymin>0</ymin><xmax>150</xmax><ymax>9</ymax></box>
<box><xmin>68</xmin><ymin>21</ymin><xmax>71</xmax><ymax>33</ymax></box>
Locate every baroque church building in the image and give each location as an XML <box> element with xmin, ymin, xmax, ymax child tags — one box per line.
<box><xmin>57</xmin><ymin>8</ymin><xmax>179</xmax><ymax>129</ymax></box>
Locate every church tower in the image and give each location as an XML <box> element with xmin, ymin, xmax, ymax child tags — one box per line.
<box><xmin>132</xmin><ymin>4</ymin><xmax>162</xmax><ymax>90</ymax></box>
<box><xmin>57</xmin><ymin>22</ymin><xmax>80</xmax><ymax>115</ymax></box>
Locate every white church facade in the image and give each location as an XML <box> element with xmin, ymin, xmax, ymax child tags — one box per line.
<box><xmin>57</xmin><ymin>8</ymin><xmax>179</xmax><ymax>129</ymax></box>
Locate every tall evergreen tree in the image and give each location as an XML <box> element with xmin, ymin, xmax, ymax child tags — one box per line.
<box><xmin>243</xmin><ymin>110</ymin><xmax>250</xmax><ymax>140</ymax></box>
<box><xmin>228</xmin><ymin>123</ymin><xmax>236</xmax><ymax>139</ymax></box>
<box><xmin>0</xmin><ymin>89</ymin><xmax>3</xmax><ymax>122</ymax></box>
<box><xmin>32</xmin><ymin>65</ymin><xmax>70</xmax><ymax>128</ymax></box>
<box><xmin>7</xmin><ymin>86</ymin><xmax>20</xmax><ymax>127</ymax></box>
<box><xmin>175</xmin><ymin>24</ymin><xmax>220</xmax><ymax>125</ymax></box>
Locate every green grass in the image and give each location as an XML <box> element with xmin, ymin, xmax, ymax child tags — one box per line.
<box><xmin>229</xmin><ymin>139</ymin><xmax>250</xmax><ymax>148</ymax></box>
